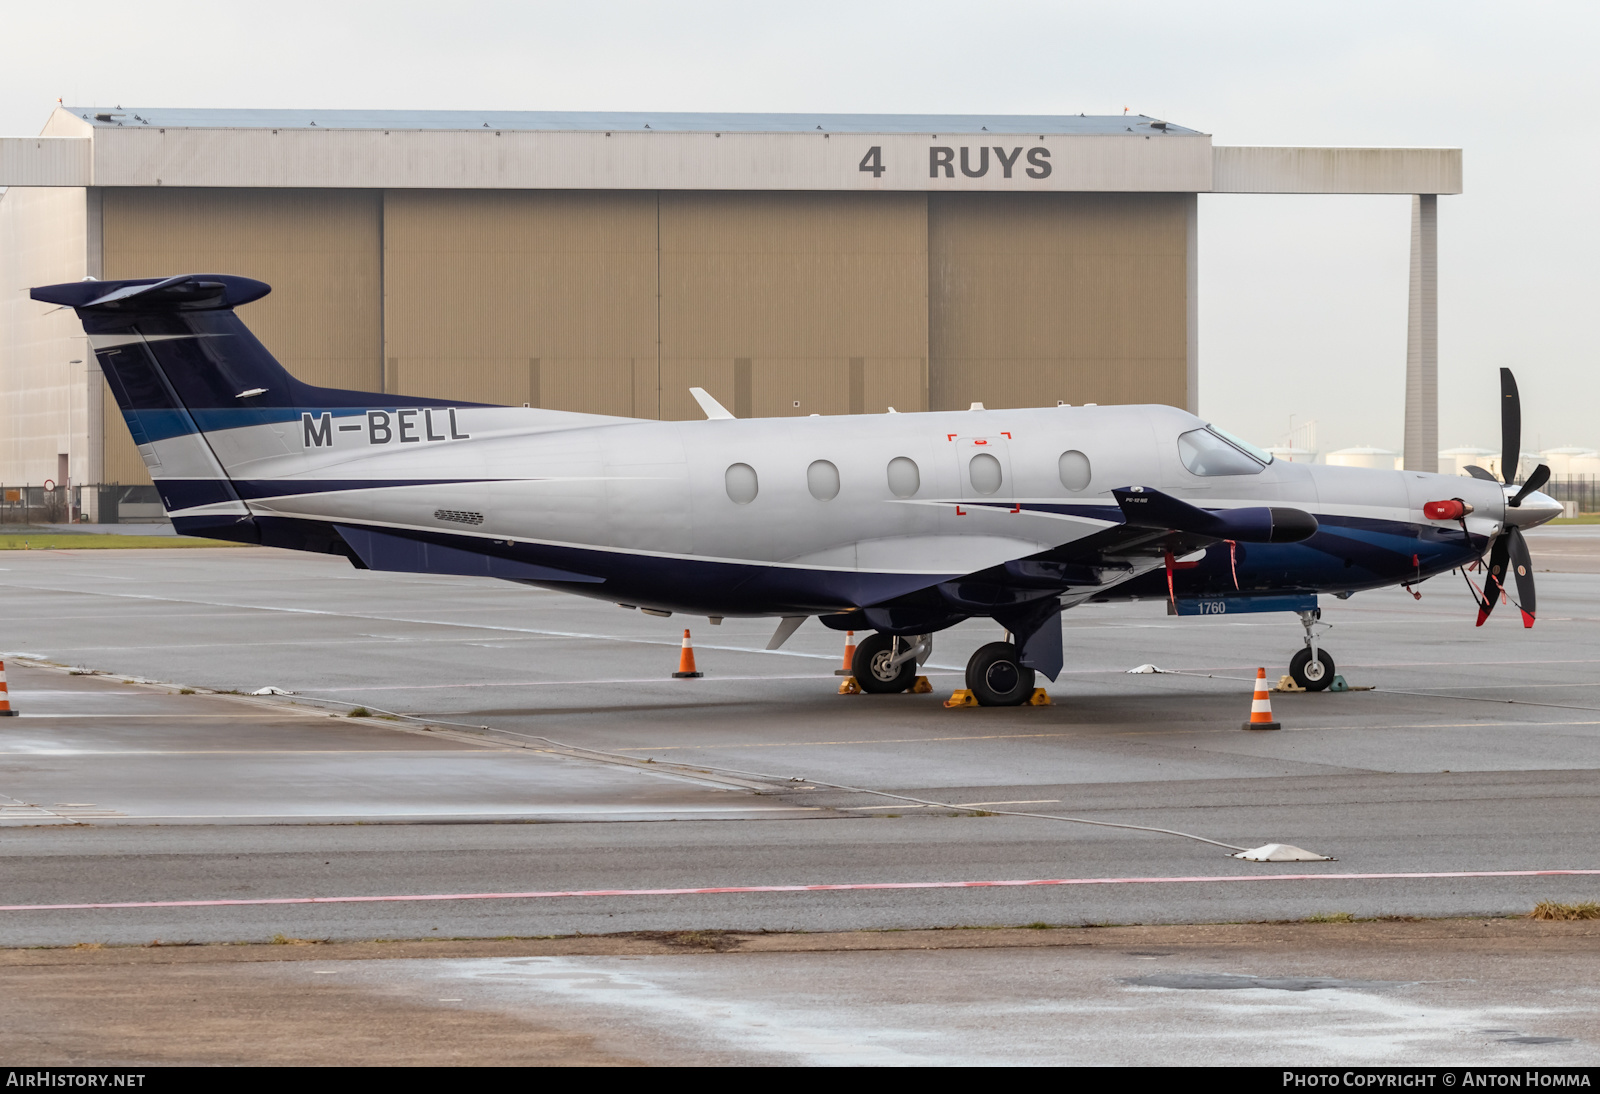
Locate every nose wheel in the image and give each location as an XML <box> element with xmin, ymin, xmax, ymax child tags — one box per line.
<box><xmin>1288</xmin><ymin>646</ymin><xmax>1336</xmax><ymax>690</ymax></box>
<box><xmin>1289</xmin><ymin>609</ymin><xmax>1336</xmax><ymax>691</ymax></box>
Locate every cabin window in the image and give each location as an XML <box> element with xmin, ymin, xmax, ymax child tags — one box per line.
<box><xmin>725</xmin><ymin>462</ymin><xmax>759</xmax><ymax>504</ymax></box>
<box><xmin>1058</xmin><ymin>450</ymin><xmax>1091</xmax><ymax>491</ymax></box>
<box><xmin>1178</xmin><ymin>428</ymin><xmax>1268</xmax><ymax>477</ymax></box>
<box><xmin>968</xmin><ymin>452</ymin><xmax>1003</xmax><ymax>495</ymax></box>
<box><xmin>806</xmin><ymin>459</ymin><xmax>840</xmax><ymax>501</ymax></box>
<box><xmin>886</xmin><ymin>456</ymin><xmax>920</xmax><ymax>498</ymax></box>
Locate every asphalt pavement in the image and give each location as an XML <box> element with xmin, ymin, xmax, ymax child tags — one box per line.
<box><xmin>7</xmin><ymin>920</ymin><xmax>1598</xmax><ymax>1066</ymax></box>
<box><xmin>0</xmin><ymin>545</ymin><xmax>1595</xmax><ymax>946</ymax></box>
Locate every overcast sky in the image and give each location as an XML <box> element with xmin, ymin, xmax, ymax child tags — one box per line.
<box><xmin>2</xmin><ymin>0</ymin><xmax>1593</xmax><ymax>456</ymax></box>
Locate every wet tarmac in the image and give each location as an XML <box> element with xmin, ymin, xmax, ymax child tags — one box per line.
<box><xmin>5</xmin><ymin>921</ymin><xmax>1598</xmax><ymax>1066</ymax></box>
<box><xmin>0</xmin><ymin>670</ymin><xmax>798</xmax><ymax>824</ymax></box>
<box><xmin>0</xmin><ymin>544</ymin><xmax>1597</xmax><ymax>1063</ymax></box>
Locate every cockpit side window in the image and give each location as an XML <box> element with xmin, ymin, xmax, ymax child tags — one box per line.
<box><xmin>1207</xmin><ymin>425</ymin><xmax>1275</xmax><ymax>465</ymax></box>
<box><xmin>1178</xmin><ymin>427</ymin><xmax>1269</xmax><ymax>477</ymax></box>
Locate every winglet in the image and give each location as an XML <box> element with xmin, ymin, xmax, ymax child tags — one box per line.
<box><xmin>690</xmin><ymin>387</ymin><xmax>736</xmax><ymax>420</ymax></box>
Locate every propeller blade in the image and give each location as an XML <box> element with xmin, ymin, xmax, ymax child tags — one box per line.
<box><xmin>1463</xmin><ymin>464</ymin><xmax>1498</xmax><ymax>482</ymax></box>
<box><xmin>1477</xmin><ymin>534</ymin><xmax>1512</xmax><ymax>627</ymax></box>
<box><xmin>1499</xmin><ymin>368</ymin><xmax>1522</xmax><ymax>485</ymax></box>
<box><xmin>1505</xmin><ymin>526</ymin><xmax>1537</xmax><ymax>628</ymax></box>
<box><xmin>1510</xmin><ymin>463</ymin><xmax>1551</xmax><ymax>507</ymax></box>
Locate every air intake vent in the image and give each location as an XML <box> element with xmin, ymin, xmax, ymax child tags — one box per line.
<box><xmin>434</xmin><ymin>509</ymin><xmax>484</xmax><ymax>526</ymax></box>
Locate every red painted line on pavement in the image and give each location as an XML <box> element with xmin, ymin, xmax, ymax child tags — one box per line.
<box><xmin>3</xmin><ymin>869</ymin><xmax>1597</xmax><ymax>913</ymax></box>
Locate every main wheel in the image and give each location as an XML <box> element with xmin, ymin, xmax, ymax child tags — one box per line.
<box><xmin>852</xmin><ymin>632</ymin><xmax>918</xmax><ymax>693</ymax></box>
<box><xmin>1289</xmin><ymin>647</ymin><xmax>1336</xmax><ymax>691</ymax></box>
<box><xmin>965</xmin><ymin>641</ymin><xmax>1037</xmax><ymax>706</ymax></box>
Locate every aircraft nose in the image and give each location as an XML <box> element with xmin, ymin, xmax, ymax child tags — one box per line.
<box><xmin>1504</xmin><ymin>489</ymin><xmax>1562</xmax><ymax>529</ymax></box>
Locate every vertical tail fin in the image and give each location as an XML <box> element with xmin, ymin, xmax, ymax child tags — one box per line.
<box><xmin>31</xmin><ymin>274</ymin><xmax>475</xmax><ymax>538</ymax></box>
<box><xmin>33</xmin><ymin>276</ymin><xmax>272</xmax><ymax>535</ymax></box>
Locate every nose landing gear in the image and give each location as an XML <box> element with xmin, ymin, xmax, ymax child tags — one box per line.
<box><xmin>1288</xmin><ymin>608</ymin><xmax>1336</xmax><ymax>691</ymax></box>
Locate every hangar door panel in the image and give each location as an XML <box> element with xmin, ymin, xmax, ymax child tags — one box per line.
<box><xmin>657</xmin><ymin>191</ymin><xmax>929</xmax><ymax>422</ymax></box>
<box><xmin>929</xmin><ymin>192</ymin><xmax>1189</xmax><ymax>413</ymax></box>
<box><xmin>101</xmin><ymin>187</ymin><xmax>385</xmax><ymax>486</ymax></box>
<box><xmin>383</xmin><ymin>190</ymin><xmax>658</xmax><ymax>416</ymax></box>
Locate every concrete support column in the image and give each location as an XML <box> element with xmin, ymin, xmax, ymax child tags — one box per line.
<box><xmin>1404</xmin><ymin>193</ymin><xmax>1437</xmax><ymax>472</ymax></box>
<box><xmin>82</xmin><ymin>187</ymin><xmax>104</xmax><ymax>515</ymax></box>
<box><xmin>1185</xmin><ymin>192</ymin><xmax>1199</xmax><ymax>415</ymax></box>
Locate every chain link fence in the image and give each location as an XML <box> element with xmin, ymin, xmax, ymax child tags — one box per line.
<box><xmin>0</xmin><ymin>485</ymin><xmax>165</xmax><ymax>525</ymax></box>
<box><xmin>1546</xmin><ymin>477</ymin><xmax>1598</xmax><ymax>515</ymax></box>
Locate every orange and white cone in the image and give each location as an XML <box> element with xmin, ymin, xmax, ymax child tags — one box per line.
<box><xmin>834</xmin><ymin>631</ymin><xmax>857</xmax><ymax>677</ymax></box>
<box><xmin>672</xmin><ymin>629</ymin><xmax>703</xmax><ymax>679</ymax></box>
<box><xmin>1242</xmin><ymin>667</ymin><xmax>1279</xmax><ymax>731</ymax></box>
<box><xmin>0</xmin><ymin>660</ymin><xmax>15</xmax><ymax>716</ymax></box>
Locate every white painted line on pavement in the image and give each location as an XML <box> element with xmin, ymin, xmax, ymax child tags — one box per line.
<box><xmin>5</xmin><ymin>869</ymin><xmax>1596</xmax><ymax>913</ymax></box>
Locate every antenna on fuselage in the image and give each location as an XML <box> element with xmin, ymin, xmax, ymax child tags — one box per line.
<box><xmin>689</xmin><ymin>387</ymin><xmax>736</xmax><ymax>420</ymax></box>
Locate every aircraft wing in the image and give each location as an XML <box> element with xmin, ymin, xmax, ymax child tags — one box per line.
<box><xmin>946</xmin><ymin>485</ymin><xmax>1318</xmax><ymax>599</ymax></box>
<box><xmin>837</xmin><ymin>487</ymin><xmax>1320</xmax><ymax>644</ymax></box>
<box><xmin>982</xmin><ymin>520</ymin><xmax>1213</xmax><ymax>591</ymax></box>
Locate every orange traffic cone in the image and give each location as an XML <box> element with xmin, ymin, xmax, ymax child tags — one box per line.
<box><xmin>1242</xmin><ymin>667</ymin><xmax>1279</xmax><ymax>731</ymax></box>
<box><xmin>834</xmin><ymin>631</ymin><xmax>857</xmax><ymax>676</ymax></box>
<box><xmin>672</xmin><ymin>629</ymin><xmax>703</xmax><ymax>679</ymax></box>
<box><xmin>0</xmin><ymin>660</ymin><xmax>15</xmax><ymax>716</ymax></box>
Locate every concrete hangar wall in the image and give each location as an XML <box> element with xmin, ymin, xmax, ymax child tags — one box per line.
<box><xmin>0</xmin><ymin>108</ymin><xmax>1461</xmax><ymax>489</ymax></box>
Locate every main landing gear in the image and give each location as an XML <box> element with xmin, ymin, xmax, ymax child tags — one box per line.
<box><xmin>1288</xmin><ymin>608</ymin><xmax>1336</xmax><ymax>691</ymax></box>
<box><xmin>852</xmin><ymin>632</ymin><xmax>932</xmax><ymax>693</ymax></box>
<box><xmin>965</xmin><ymin>641</ymin><xmax>1036</xmax><ymax>707</ymax></box>
<box><xmin>855</xmin><ymin>631</ymin><xmax>1037</xmax><ymax>706</ymax></box>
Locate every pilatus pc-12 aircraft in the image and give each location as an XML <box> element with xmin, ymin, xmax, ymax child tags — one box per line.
<box><xmin>34</xmin><ymin>273</ymin><xmax>1563</xmax><ymax>705</ymax></box>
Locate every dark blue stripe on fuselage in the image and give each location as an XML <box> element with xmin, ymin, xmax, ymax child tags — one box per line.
<box><xmin>239</xmin><ymin>516</ymin><xmax>954</xmax><ymax>615</ymax></box>
<box><xmin>151</xmin><ymin>478</ymin><xmax>239</xmax><ymax>511</ymax></box>
<box><xmin>231</xmin><ymin>478</ymin><xmax>504</xmax><ymax>500</ymax></box>
<box><xmin>154</xmin><ymin>478</ymin><xmax>1486</xmax><ymax>613</ymax></box>
<box><xmin>151</xmin><ymin>477</ymin><xmax>513</xmax><ymax>503</ymax></box>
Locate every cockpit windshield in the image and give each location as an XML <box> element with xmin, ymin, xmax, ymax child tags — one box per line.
<box><xmin>1178</xmin><ymin>426</ymin><xmax>1272</xmax><ymax>477</ymax></box>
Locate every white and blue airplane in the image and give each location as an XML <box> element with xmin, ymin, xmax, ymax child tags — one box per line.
<box><xmin>33</xmin><ymin>273</ymin><xmax>1561</xmax><ymax>705</ymax></box>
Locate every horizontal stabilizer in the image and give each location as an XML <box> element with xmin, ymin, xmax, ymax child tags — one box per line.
<box><xmin>336</xmin><ymin>525</ymin><xmax>603</xmax><ymax>584</ymax></box>
<box><xmin>31</xmin><ymin>274</ymin><xmax>271</xmax><ymax>312</ymax></box>
<box><xmin>1112</xmin><ymin>487</ymin><xmax>1317</xmax><ymax>544</ymax></box>
<box><xmin>33</xmin><ymin>273</ymin><xmax>487</xmax><ymax>415</ymax></box>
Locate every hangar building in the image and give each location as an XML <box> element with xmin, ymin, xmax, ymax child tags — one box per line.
<box><xmin>0</xmin><ymin>107</ymin><xmax>1460</xmax><ymax>512</ymax></box>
